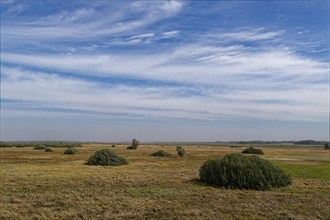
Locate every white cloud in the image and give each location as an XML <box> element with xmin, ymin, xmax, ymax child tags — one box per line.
<box><xmin>2</xmin><ymin>0</ymin><xmax>16</xmax><ymax>4</ymax></box>
<box><xmin>131</xmin><ymin>0</ymin><xmax>184</xmax><ymax>15</ymax></box>
<box><xmin>129</xmin><ymin>33</ymin><xmax>155</xmax><ymax>40</ymax></box>
<box><xmin>158</xmin><ymin>1</ymin><xmax>184</xmax><ymax>14</ymax></box>
<box><xmin>161</xmin><ymin>30</ymin><xmax>180</xmax><ymax>38</ymax></box>
<box><xmin>2</xmin><ymin>43</ymin><xmax>327</xmax><ymax>87</ymax></box>
<box><xmin>2</xmin><ymin>1</ymin><xmax>185</xmax><ymax>45</ymax></box>
<box><xmin>2</xmin><ymin>2</ymin><xmax>26</xmax><ymax>16</ymax></box>
<box><xmin>1</xmin><ymin>42</ymin><xmax>328</xmax><ymax>123</ymax></box>
<box><xmin>41</xmin><ymin>8</ymin><xmax>95</xmax><ymax>23</ymax></box>
<box><xmin>110</xmin><ymin>31</ymin><xmax>180</xmax><ymax>45</ymax></box>
<box><xmin>1</xmin><ymin>1</ymin><xmax>328</xmax><ymax>123</ymax></box>
<box><xmin>209</xmin><ymin>29</ymin><xmax>284</xmax><ymax>41</ymax></box>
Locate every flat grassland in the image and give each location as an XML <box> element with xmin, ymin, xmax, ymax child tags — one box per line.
<box><xmin>0</xmin><ymin>144</ymin><xmax>329</xmax><ymax>219</ymax></box>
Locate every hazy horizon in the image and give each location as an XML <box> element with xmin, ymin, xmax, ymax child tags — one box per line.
<box><xmin>1</xmin><ymin>1</ymin><xmax>329</xmax><ymax>142</ymax></box>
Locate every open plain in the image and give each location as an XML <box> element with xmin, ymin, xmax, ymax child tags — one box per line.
<box><xmin>0</xmin><ymin>144</ymin><xmax>329</xmax><ymax>220</ymax></box>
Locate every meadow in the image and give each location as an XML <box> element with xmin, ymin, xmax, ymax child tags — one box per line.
<box><xmin>0</xmin><ymin>144</ymin><xmax>329</xmax><ymax>219</ymax></box>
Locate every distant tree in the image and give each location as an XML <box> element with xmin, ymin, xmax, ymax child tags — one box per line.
<box><xmin>325</xmin><ymin>142</ymin><xmax>329</xmax><ymax>150</ymax></box>
<box><xmin>127</xmin><ymin>139</ymin><xmax>139</xmax><ymax>150</ymax></box>
<box><xmin>132</xmin><ymin>139</ymin><xmax>139</xmax><ymax>149</ymax></box>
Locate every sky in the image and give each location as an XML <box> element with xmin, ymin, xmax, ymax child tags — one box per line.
<box><xmin>0</xmin><ymin>0</ymin><xmax>329</xmax><ymax>142</ymax></box>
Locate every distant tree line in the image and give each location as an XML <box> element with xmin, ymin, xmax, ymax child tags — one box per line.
<box><xmin>292</xmin><ymin>140</ymin><xmax>326</xmax><ymax>145</ymax></box>
<box><xmin>222</xmin><ymin>140</ymin><xmax>327</xmax><ymax>145</ymax></box>
<box><xmin>0</xmin><ymin>142</ymin><xmax>82</xmax><ymax>148</ymax></box>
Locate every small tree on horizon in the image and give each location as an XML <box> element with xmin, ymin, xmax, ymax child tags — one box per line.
<box><xmin>325</xmin><ymin>142</ymin><xmax>329</xmax><ymax>150</ymax></box>
<box><xmin>132</xmin><ymin>139</ymin><xmax>139</xmax><ymax>149</ymax></box>
<box><xmin>127</xmin><ymin>139</ymin><xmax>139</xmax><ymax>150</ymax></box>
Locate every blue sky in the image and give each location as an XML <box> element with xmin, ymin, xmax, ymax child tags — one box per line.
<box><xmin>1</xmin><ymin>0</ymin><xmax>329</xmax><ymax>142</ymax></box>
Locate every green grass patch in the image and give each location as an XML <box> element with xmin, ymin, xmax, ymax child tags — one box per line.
<box><xmin>273</xmin><ymin>161</ymin><xmax>330</xmax><ymax>180</ymax></box>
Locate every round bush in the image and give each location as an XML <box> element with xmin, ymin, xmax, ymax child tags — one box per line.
<box><xmin>199</xmin><ymin>153</ymin><xmax>291</xmax><ymax>190</ymax></box>
<box><xmin>176</xmin><ymin>146</ymin><xmax>186</xmax><ymax>157</ymax></box>
<box><xmin>45</xmin><ymin>147</ymin><xmax>53</xmax><ymax>152</ymax></box>
<box><xmin>241</xmin><ymin>147</ymin><xmax>264</xmax><ymax>155</ymax></box>
<box><xmin>86</xmin><ymin>149</ymin><xmax>128</xmax><ymax>166</ymax></box>
<box><xmin>33</xmin><ymin>145</ymin><xmax>47</xmax><ymax>150</ymax></box>
<box><xmin>151</xmin><ymin>150</ymin><xmax>171</xmax><ymax>157</ymax></box>
<box><xmin>64</xmin><ymin>148</ymin><xmax>77</xmax><ymax>155</ymax></box>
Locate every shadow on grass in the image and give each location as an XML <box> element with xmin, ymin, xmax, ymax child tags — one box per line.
<box><xmin>186</xmin><ymin>178</ymin><xmax>208</xmax><ymax>186</ymax></box>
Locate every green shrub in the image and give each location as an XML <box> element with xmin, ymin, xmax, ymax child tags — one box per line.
<box><xmin>199</xmin><ymin>153</ymin><xmax>291</xmax><ymax>190</ymax></box>
<box><xmin>45</xmin><ymin>147</ymin><xmax>53</xmax><ymax>152</ymax></box>
<box><xmin>151</xmin><ymin>150</ymin><xmax>171</xmax><ymax>157</ymax></box>
<box><xmin>324</xmin><ymin>142</ymin><xmax>329</xmax><ymax>150</ymax></box>
<box><xmin>241</xmin><ymin>147</ymin><xmax>264</xmax><ymax>155</ymax></box>
<box><xmin>127</xmin><ymin>145</ymin><xmax>136</xmax><ymax>150</ymax></box>
<box><xmin>64</xmin><ymin>148</ymin><xmax>77</xmax><ymax>155</ymax></box>
<box><xmin>127</xmin><ymin>139</ymin><xmax>139</xmax><ymax>150</ymax></box>
<box><xmin>33</xmin><ymin>145</ymin><xmax>47</xmax><ymax>150</ymax></box>
<box><xmin>132</xmin><ymin>139</ymin><xmax>139</xmax><ymax>148</ymax></box>
<box><xmin>111</xmin><ymin>144</ymin><xmax>116</xmax><ymax>148</ymax></box>
<box><xmin>176</xmin><ymin>146</ymin><xmax>186</xmax><ymax>157</ymax></box>
<box><xmin>86</xmin><ymin>149</ymin><xmax>128</xmax><ymax>166</ymax></box>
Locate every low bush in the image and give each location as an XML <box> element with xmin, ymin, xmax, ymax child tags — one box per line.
<box><xmin>230</xmin><ymin>145</ymin><xmax>241</xmax><ymax>148</ymax></box>
<box><xmin>199</xmin><ymin>153</ymin><xmax>291</xmax><ymax>190</ymax></box>
<box><xmin>241</xmin><ymin>147</ymin><xmax>264</xmax><ymax>155</ymax></box>
<box><xmin>86</xmin><ymin>149</ymin><xmax>128</xmax><ymax>166</ymax></box>
<box><xmin>151</xmin><ymin>150</ymin><xmax>171</xmax><ymax>157</ymax></box>
<box><xmin>64</xmin><ymin>148</ymin><xmax>77</xmax><ymax>155</ymax></box>
<box><xmin>127</xmin><ymin>145</ymin><xmax>137</xmax><ymax>150</ymax></box>
<box><xmin>176</xmin><ymin>146</ymin><xmax>186</xmax><ymax>157</ymax></box>
<box><xmin>45</xmin><ymin>147</ymin><xmax>53</xmax><ymax>152</ymax></box>
<box><xmin>111</xmin><ymin>144</ymin><xmax>116</xmax><ymax>148</ymax></box>
<box><xmin>33</xmin><ymin>145</ymin><xmax>47</xmax><ymax>150</ymax></box>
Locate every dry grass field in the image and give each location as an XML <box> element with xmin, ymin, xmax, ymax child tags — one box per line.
<box><xmin>0</xmin><ymin>144</ymin><xmax>329</xmax><ymax>219</ymax></box>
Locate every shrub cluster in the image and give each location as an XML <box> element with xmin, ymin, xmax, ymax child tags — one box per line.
<box><xmin>64</xmin><ymin>148</ymin><xmax>78</xmax><ymax>155</ymax></box>
<box><xmin>176</xmin><ymin>146</ymin><xmax>186</xmax><ymax>157</ymax></box>
<box><xmin>199</xmin><ymin>153</ymin><xmax>291</xmax><ymax>190</ymax></box>
<box><xmin>241</xmin><ymin>147</ymin><xmax>264</xmax><ymax>155</ymax></box>
<box><xmin>151</xmin><ymin>150</ymin><xmax>171</xmax><ymax>157</ymax></box>
<box><xmin>45</xmin><ymin>147</ymin><xmax>53</xmax><ymax>152</ymax></box>
<box><xmin>230</xmin><ymin>145</ymin><xmax>242</xmax><ymax>148</ymax></box>
<box><xmin>324</xmin><ymin>142</ymin><xmax>329</xmax><ymax>150</ymax></box>
<box><xmin>127</xmin><ymin>139</ymin><xmax>139</xmax><ymax>150</ymax></box>
<box><xmin>33</xmin><ymin>145</ymin><xmax>47</xmax><ymax>150</ymax></box>
<box><xmin>86</xmin><ymin>149</ymin><xmax>128</xmax><ymax>166</ymax></box>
